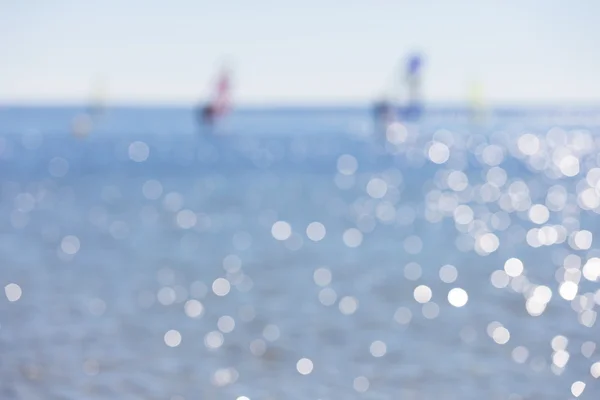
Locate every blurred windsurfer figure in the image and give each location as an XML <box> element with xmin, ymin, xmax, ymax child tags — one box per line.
<box><xmin>201</xmin><ymin>103</ymin><xmax>216</xmax><ymax>124</ymax></box>
<box><xmin>198</xmin><ymin>67</ymin><xmax>231</xmax><ymax>129</ymax></box>
<box><xmin>468</xmin><ymin>81</ymin><xmax>487</xmax><ymax>126</ymax></box>
<box><xmin>404</xmin><ymin>53</ymin><xmax>423</xmax><ymax>120</ymax></box>
<box><xmin>87</xmin><ymin>75</ymin><xmax>108</xmax><ymax>119</ymax></box>
<box><xmin>373</xmin><ymin>53</ymin><xmax>424</xmax><ymax>132</ymax></box>
<box><xmin>373</xmin><ymin>97</ymin><xmax>395</xmax><ymax>129</ymax></box>
<box><xmin>71</xmin><ymin>75</ymin><xmax>108</xmax><ymax>138</ymax></box>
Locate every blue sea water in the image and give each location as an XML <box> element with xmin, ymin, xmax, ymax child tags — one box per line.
<box><xmin>0</xmin><ymin>105</ymin><xmax>599</xmax><ymax>399</ymax></box>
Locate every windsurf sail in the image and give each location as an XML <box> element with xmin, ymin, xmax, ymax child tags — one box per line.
<box><xmin>406</xmin><ymin>54</ymin><xmax>423</xmax><ymax>79</ymax></box>
<box><xmin>215</xmin><ymin>70</ymin><xmax>231</xmax><ymax>116</ymax></box>
<box><xmin>72</xmin><ymin>75</ymin><xmax>107</xmax><ymax>138</ymax></box>
<box><xmin>405</xmin><ymin>54</ymin><xmax>423</xmax><ymax>106</ymax></box>
<box><xmin>200</xmin><ymin>68</ymin><xmax>232</xmax><ymax>125</ymax></box>
<box><xmin>468</xmin><ymin>80</ymin><xmax>487</xmax><ymax>125</ymax></box>
<box><xmin>89</xmin><ymin>76</ymin><xmax>107</xmax><ymax>117</ymax></box>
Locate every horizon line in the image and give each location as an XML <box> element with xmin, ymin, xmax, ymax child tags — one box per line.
<box><xmin>3</xmin><ymin>100</ymin><xmax>600</xmax><ymax>110</ymax></box>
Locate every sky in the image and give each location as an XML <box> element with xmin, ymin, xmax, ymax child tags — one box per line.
<box><xmin>1</xmin><ymin>0</ymin><xmax>599</xmax><ymax>105</ymax></box>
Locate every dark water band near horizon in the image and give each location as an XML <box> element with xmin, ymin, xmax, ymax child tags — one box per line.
<box><xmin>0</xmin><ymin>106</ymin><xmax>599</xmax><ymax>399</ymax></box>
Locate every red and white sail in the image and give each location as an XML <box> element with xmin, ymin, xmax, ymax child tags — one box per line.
<box><xmin>211</xmin><ymin>69</ymin><xmax>231</xmax><ymax>117</ymax></box>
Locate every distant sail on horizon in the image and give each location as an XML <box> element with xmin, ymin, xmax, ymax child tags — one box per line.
<box><xmin>199</xmin><ymin>67</ymin><xmax>232</xmax><ymax>127</ymax></box>
<box><xmin>88</xmin><ymin>76</ymin><xmax>108</xmax><ymax>117</ymax></box>
<box><xmin>468</xmin><ymin>80</ymin><xmax>488</xmax><ymax>125</ymax></box>
<box><xmin>405</xmin><ymin>54</ymin><xmax>423</xmax><ymax>106</ymax></box>
<box><xmin>373</xmin><ymin>53</ymin><xmax>424</xmax><ymax>128</ymax></box>
<box><xmin>71</xmin><ymin>76</ymin><xmax>108</xmax><ymax>138</ymax></box>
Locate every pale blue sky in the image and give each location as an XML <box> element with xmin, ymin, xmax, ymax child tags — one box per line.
<box><xmin>1</xmin><ymin>0</ymin><xmax>599</xmax><ymax>105</ymax></box>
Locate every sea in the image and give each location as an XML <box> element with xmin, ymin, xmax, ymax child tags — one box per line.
<box><xmin>0</xmin><ymin>105</ymin><xmax>599</xmax><ymax>399</ymax></box>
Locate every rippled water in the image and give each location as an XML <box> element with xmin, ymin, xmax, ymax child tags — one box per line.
<box><xmin>1</xmin><ymin>106</ymin><xmax>599</xmax><ymax>399</ymax></box>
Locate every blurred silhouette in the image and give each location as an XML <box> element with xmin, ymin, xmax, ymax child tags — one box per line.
<box><xmin>373</xmin><ymin>97</ymin><xmax>395</xmax><ymax>130</ymax></box>
<box><xmin>373</xmin><ymin>53</ymin><xmax>424</xmax><ymax>130</ymax></box>
<box><xmin>71</xmin><ymin>76</ymin><xmax>108</xmax><ymax>138</ymax></box>
<box><xmin>198</xmin><ymin>67</ymin><xmax>232</xmax><ymax>129</ymax></box>
<box><xmin>403</xmin><ymin>53</ymin><xmax>423</xmax><ymax>120</ymax></box>
<box><xmin>87</xmin><ymin>75</ymin><xmax>108</xmax><ymax>118</ymax></box>
<box><xmin>468</xmin><ymin>80</ymin><xmax>488</xmax><ymax>126</ymax></box>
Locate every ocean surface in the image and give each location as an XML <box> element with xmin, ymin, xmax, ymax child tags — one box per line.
<box><xmin>1</xmin><ymin>105</ymin><xmax>599</xmax><ymax>399</ymax></box>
